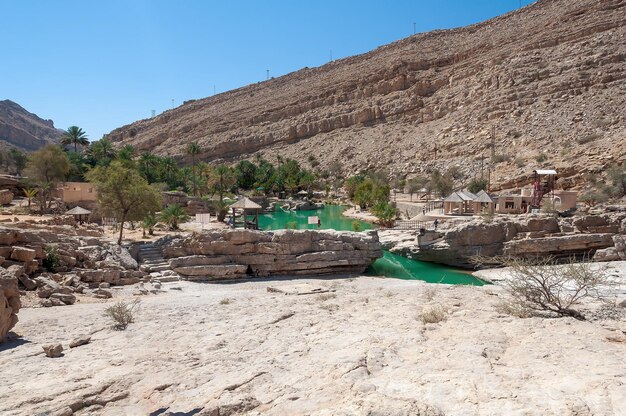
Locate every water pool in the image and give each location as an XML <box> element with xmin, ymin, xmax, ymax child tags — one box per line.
<box><xmin>258</xmin><ymin>204</ymin><xmax>485</xmax><ymax>286</ymax></box>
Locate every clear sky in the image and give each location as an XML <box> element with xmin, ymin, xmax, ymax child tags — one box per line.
<box><xmin>1</xmin><ymin>0</ymin><xmax>533</xmax><ymax>140</ymax></box>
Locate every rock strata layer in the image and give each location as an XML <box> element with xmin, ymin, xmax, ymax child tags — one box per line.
<box><xmin>384</xmin><ymin>213</ymin><xmax>626</xmax><ymax>268</ymax></box>
<box><xmin>108</xmin><ymin>0</ymin><xmax>626</xmax><ymax>190</ymax></box>
<box><xmin>160</xmin><ymin>229</ymin><xmax>382</xmax><ymax>280</ymax></box>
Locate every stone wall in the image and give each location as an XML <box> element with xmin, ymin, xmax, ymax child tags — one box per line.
<box><xmin>159</xmin><ymin>229</ymin><xmax>382</xmax><ymax>281</ymax></box>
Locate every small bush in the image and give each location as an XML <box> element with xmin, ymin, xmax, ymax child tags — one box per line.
<box><xmin>419</xmin><ymin>305</ymin><xmax>447</xmax><ymax>324</ymax></box>
<box><xmin>104</xmin><ymin>299</ymin><xmax>141</xmax><ymax>330</ymax></box>
<box><xmin>219</xmin><ymin>298</ymin><xmax>232</xmax><ymax>305</ymax></box>
<box><xmin>576</xmin><ymin>133</ymin><xmax>602</xmax><ymax>145</ymax></box>
<box><xmin>535</xmin><ymin>153</ymin><xmax>548</xmax><ymax>163</ymax></box>
<box><xmin>42</xmin><ymin>245</ymin><xmax>60</xmax><ymax>272</ymax></box>
<box><xmin>286</xmin><ymin>221</ymin><xmax>298</xmax><ymax>229</ymax></box>
<box><xmin>424</xmin><ymin>287</ymin><xmax>438</xmax><ymax>301</ymax></box>
<box><xmin>492</xmin><ymin>154</ymin><xmax>511</xmax><ymax>164</ymax></box>
<box><xmin>351</xmin><ymin>221</ymin><xmax>362</xmax><ymax>232</ymax></box>
<box><xmin>514</xmin><ymin>157</ymin><xmax>525</xmax><ymax>168</ymax></box>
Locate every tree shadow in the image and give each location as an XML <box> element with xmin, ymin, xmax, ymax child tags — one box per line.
<box><xmin>0</xmin><ymin>333</ymin><xmax>31</xmax><ymax>352</ymax></box>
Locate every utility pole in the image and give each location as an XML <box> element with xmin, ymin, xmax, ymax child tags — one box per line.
<box><xmin>266</xmin><ymin>69</ymin><xmax>270</xmax><ymax>80</ymax></box>
<box><xmin>330</xmin><ymin>49</ymin><xmax>333</xmax><ymax>62</ymax></box>
<box><xmin>213</xmin><ymin>85</ymin><xmax>216</xmax><ymax>96</ymax></box>
<box><xmin>171</xmin><ymin>99</ymin><xmax>174</xmax><ymax>109</ymax></box>
<box><xmin>480</xmin><ymin>154</ymin><xmax>484</xmax><ymax>179</ymax></box>
<box><xmin>433</xmin><ymin>143</ymin><xmax>438</xmax><ymax>161</ymax></box>
<box><xmin>413</xmin><ymin>22</ymin><xmax>416</xmax><ymax>35</ymax></box>
<box><xmin>490</xmin><ymin>126</ymin><xmax>496</xmax><ymax>159</ymax></box>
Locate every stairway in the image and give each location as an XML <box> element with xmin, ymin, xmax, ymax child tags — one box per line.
<box><xmin>137</xmin><ymin>243</ymin><xmax>181</xmax><ymax>283</ymax></box>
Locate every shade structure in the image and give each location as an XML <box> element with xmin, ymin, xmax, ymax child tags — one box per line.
<box><xmin>474</xmin><ymin>190</ymin><xmax>494</xmax><ymax>203</ymax></box>
<box><xmin>65</xmin><ymin>206</ymin><xmax>91</xmax><ymax>215</ymax></box>
<box><xmin>230</xmin><ymin>197</ymin><xmax>262</xmax><ymax>210</ymax></box>
<box><xmin>443</xmin><ymin>192</ymin><xmax>466</xmax><ymax>203</ymax></box>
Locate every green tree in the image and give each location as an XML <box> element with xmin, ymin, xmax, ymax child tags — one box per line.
<box><xmin>24</xmin><ymin>145</ymin><xmax>70</xmax><ymax>212</ymax></box>
<box><xmin>8</xmin><ymin>148</ymin><xmax>27</xmax><ymax>175</ymax></box>
<box><xmin>344</xmin><ymin>175</ymin><xmax>365</xmax><ymax>199</ymax></box>
<box><xmin>60</xmin><ymin>126</ymin><xmax>89</xmax><ymax>152</ymax></box>
<box><xmin>87</xmin><ymin>161</ymin><xmax>162</xmax><ymax>244</ymax></box>
<box><xmin>66</xmin><ymin>152</ymin><xmax>90</xmax><ymax>182</ymax></box>
<box><xmin>607</xmin><ymin>164</ymin><xmax>626</xmax><ymax>198</ymax></box>
<box><xmin>87</xmin><ymin>137</ymin><xmax>117</xmax><ymax>166</ymax></box>
<box><xmin>158</xmin><ymin>204</ymin><xmax>190</xmax><ymax>230</ymax></box>
<box><xmin>429</xmin><ymin>170</ymin><xmax>454</xmax><ymax>198</ymax></box>
<box><xmin>187</xmin><ymin>142</ymin><xmax>201</xmax><ymax>195</ymax></box>
<box><xmin>405</xmin><ymin>177</ymin><xmax>428</xmax><ymax>201</ymax></box>
<box><xmin>467</xmin><ymin>178</ymin><xmax>488</xmax><ymax>194</ymax></box>
<box><xmin>117</xmin><ymin>145</ymin><xmax>136</xmax><ymax>162</ymax></box>
<box><xmin>139</xmin><ymin>152</ymin><xmax>159</xmax><ymax>183</ymax></box>
<box><xmin>234</xmin><ymin>160</ymin><xmax>258</xmax><ymax>190</ymax></box>
<box><xmin>353</xmin><ymin>177</ymin><xmax>390</xmax><ymax>209</ymax></box>
<box><xmin>371</xmin><ymin>201</ymin><xmax>398</xmax><ymax>227</ymax></box>
<box><xmin>207</xmin><ymin>164</ymin><xmax>236</xmax><ymax>201</ymax></box>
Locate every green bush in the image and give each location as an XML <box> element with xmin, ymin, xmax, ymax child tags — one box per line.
<box><xmin>42</xmin><ymin>245</ymin><xmax>60</xmax><ymax>272</ymax></box>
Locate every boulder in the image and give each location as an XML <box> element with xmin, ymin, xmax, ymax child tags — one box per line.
<box><xmin>42</xmin><ymin>344</ymin><xmax>63</xmax><ymax>358</ymax></box>
<box><xmin>92</xmin><ymin>288</ymin><xmax>112</xmax><ymax>299</ymax></box>
<box><xmin>0</xmin><ymin>274</ymin><xmax>20</xmax><ymax>342</ymax></box>
<box><xmin>49</xmin><ymin>293</ymin><xmax>76</xmax><ymax>305</ymax></box>
<box><xmin>10</xmin><ymin>246</ymin><xmax>37</xmax><ymax>263</ymax></box>
<box><xmin>69</xmin><ymin>336</ymin><xmax>91</xmax><ymax>348</ymax></box>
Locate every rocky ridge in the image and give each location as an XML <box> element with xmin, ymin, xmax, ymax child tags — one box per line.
<box><xmin>109</xmin><ymin>0</ymin><xmax>625</xmax><ymax>191</ymax></box>
<box><xmin>0</xmin><ymin>100</ymin><xmax>63</xmax><ymax>152</ymax></box>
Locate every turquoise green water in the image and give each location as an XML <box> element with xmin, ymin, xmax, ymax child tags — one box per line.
<box><xmin>259</xmin><ymin>205</ymin><xmax>485</xmax><ymax>285</ymax></box>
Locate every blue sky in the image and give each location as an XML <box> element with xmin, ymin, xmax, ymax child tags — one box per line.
<box><xmin>1</xmin><ymin>0</ymin><xmax>532</xmax><ymax>140</ymax></box>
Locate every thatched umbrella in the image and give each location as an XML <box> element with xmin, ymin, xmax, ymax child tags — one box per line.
<box><xmin>230</xmin><ymin>197</ymin><xmax>262</xmax><ymax>229</ymax></box>
<box><xmin>65</xmin><ymin>206</ymin><xmax>91</xmax><ymax>224</ymax></box>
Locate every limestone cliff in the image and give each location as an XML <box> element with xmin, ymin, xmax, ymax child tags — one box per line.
<box><xmin>0</xmin><ymin>100</ymin><xmax>63</xmax><ymax>151</ymax></box>
<box><xmin>108</xmin><ymin>0</ymin><xmax>625</xmax><ymax>190</ymax></box>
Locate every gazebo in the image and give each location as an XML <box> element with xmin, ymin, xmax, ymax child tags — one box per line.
<box><xmin>230</xmin><ymin>197</ymin><xmax>262</xmax><ymax>230</ymax></box>
<box><xmin>473</xmin><ymin>190</ymin><xmax>495</xmax><ymax>214</ymax></box>
<box><xmin>65</xmin><ymin>206</ymin><xmax>91</xmax><ymax>224</ymax></box>
<box><xmin>443</xmin><ymin>192</ymin><xmax>472</xmax><ymax>215</ymax></box>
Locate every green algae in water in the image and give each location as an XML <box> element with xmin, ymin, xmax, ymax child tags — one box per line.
<box><xmin>258</xmin><ymin>204</ymin><xmax>485</xmax><ymax>286</ymax></box>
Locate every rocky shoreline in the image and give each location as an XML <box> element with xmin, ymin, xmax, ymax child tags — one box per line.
<box><xmin>380</xmin><ymin>212</ymin><xmax>626</xmax><ymax>268</ymax></box>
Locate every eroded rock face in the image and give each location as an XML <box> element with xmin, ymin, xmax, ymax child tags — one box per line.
<box><xmin>388</xmin><ymin>214</ymin><xmax>626</xmax><ymax>268</ymax></box>
<box><xmin>161</xmin><ymin>229</ymin><xmax>382</xmax><ymax>280</ymax></box>
<box><xmin>0</xmin><ymin>271</ymin><xmax>20</xmax><ymax>342</ymax></box>
<box><xmin>108</xmin><ymin>0</ymin><xmax>626</xmax><ymax>190</ymax></box>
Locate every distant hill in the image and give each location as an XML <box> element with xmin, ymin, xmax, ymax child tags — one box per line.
<box><xmin>108</xmin><ymin>0</ymin><xmax>625</xmax><ymax>191</ymax></box>
<box><xmin>0</xmin><ymin>100</ymin><xmax>64</xmax><ymax>152</ymax></box>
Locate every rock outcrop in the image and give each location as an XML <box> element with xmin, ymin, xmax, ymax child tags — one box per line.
<box><xmin>0</xmin><ymin>100</ymin><xmax>63</xmax><ymax>152</ymax></box>
<box><xmin>108</xmin><ymin>0</ymin><xmax>626</xmax><ymax>191</ymax></box>
<box><xmin>385</xmin><ymin>213</ymin><xmax>626</xmax><ymax>268</ymax></box>
<box><xmin>0</xmin><ymin>267</ymin><xmax>20</xmax><ymax>341</ymax></box>
<box><xmin>160</xmin><ymin>229</ymin><xmax>382</xmax><ymax>280</ymax></box>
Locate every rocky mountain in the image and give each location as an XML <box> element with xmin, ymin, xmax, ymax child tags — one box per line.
<box><xmin>0</xmin><ymin>100</ymin><xmax>63</xmax><ymax>152</ymax></box>
<box><xmin>108</xmin><ymin>0</ymin><xmax>626</xmax><ymax>191</ymax></box>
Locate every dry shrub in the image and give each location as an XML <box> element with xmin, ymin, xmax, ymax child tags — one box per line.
<box><xmin>220</xmin><ymin>298</ymin><xmax>232</xmax><ymax>305</ymax></box>
<box><xmin>424</xmin><ymin>287</ymin><xmax>438</xmax><ymax>301</ymax></box>
<box><xmin>104</xmin><ymin>299</ymin><xmax>141</xmax><ymax>330</ymax></box>
<box><xmin>473</xmin><ymin>255</ymin><xmax>613</xmax><ymax>320</ymax></box>
<box><xmin>419</xmin><ymin>305</ymin><xmax>447</xmax><ymax>324</ymax></box>
<box><xmin>317</xmin><ymin>293</ymin><xmax>337</xmax><ymax>301</ymax></box>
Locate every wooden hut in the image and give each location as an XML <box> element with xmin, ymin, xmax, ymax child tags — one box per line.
<box><xmin>230</xmin><ymin>197</ymin><xmax>262</xmax><ymax>230</ymax></box>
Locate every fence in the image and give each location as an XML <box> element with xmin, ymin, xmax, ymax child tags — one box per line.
<box><xmin>381</xmin><ymin>220</ymin><xmax>437</xmax><ymax>230</ymax></box>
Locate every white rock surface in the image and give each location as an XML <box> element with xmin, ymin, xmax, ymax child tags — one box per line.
<box><xmin>0</xmin><ymin>277</ymin><xmax>625</xmax><ymax>415</ymax></box>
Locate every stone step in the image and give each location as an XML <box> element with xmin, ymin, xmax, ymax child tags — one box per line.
<box><xmin>139</xmin><ymin>249</ymin><xmax>162</xmax><ymax>255</ymax></box>
<box><xmin>148</xmin><ymin>264</ymin><xmax>171</xmax><ymax>272</ymax></box>
<box><xmin>142</xmin><ymin>259</ymin><xmax>168</xmax><ymax>265</ymax></box>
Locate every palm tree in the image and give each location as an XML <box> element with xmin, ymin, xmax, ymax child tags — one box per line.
<box><xmin>158</xmin><ymin>204</ymin><xmax>190</xmax><ymax>230</ymax></box>
<box><xmin>61</xmin><ymin>126</ymin><xmax>89</xmax><ymax>152</ymax></box>
<box><xmin>142</xmin><ymin>212</ymin><xmax>157</xmax><ymax>237</ymax></box>
<box><xmin>117</xmin><ymin>144</ymin><xmax>136</xmax><ymax>161</ymax></box>
<box><xmin>139</xmin><ymin>152</ymin><xmax>159</xmax><ymax>182</ymax></box>
<box><xmin>186</xmin><ymin>142</ymin><xmax>200</xmax><ymax>195</ymax></box>
<box><xmin>86</xmin><ymin>137</ymin><xmax>116</xmax><ymax>166</ymax></box>
<box><xmin>22</xmin><ymin>188</ymin><xmax>38</xmax><ymax>212</ymax></box>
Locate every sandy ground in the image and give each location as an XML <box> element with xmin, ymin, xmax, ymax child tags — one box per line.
<box><xmin>342</xmin><ymin>207</ymin><xmax>379</xmax><ymax>224</ymax></box>
<box><xmin>2</xmin><ymin>276</ymin><xmax>625</xmax><ymax>415</ymax></box>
